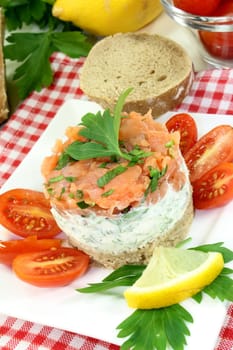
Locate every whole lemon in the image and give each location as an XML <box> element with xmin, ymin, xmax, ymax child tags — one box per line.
<box><xmin>52</xmin><ymin>0</ymin><xmax>163</xmax><ymax>36</ymax></box>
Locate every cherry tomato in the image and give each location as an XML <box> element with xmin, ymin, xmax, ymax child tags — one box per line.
<box><xmin>0</xmin><ymin>189</ymin><xmax>61</xmax><ymax>239</ymax></box>
<box><xmin>184</xmin><ymin>125</ymin><xmax>233</xmax><ymax>183</ymax></box>
<box><xmin>12</xmin><ymin>247</ymin><xmax>90</xmax><ymax>287</ymax></box>
<box><xmin>192</xmin><ymin>162</ymin><xmax>233</xmax><ymax>209</ymax></box>
<box><xmin>198</xmin><ymin>0</ymin><xmax>233</xmax><ymax>59</ymax></box>
<box><xmin>173</xmin><ymin>0</ymin><xmax>221</xmax><ymax>15</ymax></box>
<box><xmin>0</xmin><ymin>236</ymin><xmax>62</xmax><ymax>266</ymax></box>
<box><xmin>165</xmin><ymin>113</ymin><xmax>198</xmax><ymax>156</ymax></box>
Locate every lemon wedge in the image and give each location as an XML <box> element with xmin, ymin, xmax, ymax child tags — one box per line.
<box><xmin>124</xmin><ymin>247</ymin><xmax>224</xmax><ymax>309</ymax></box>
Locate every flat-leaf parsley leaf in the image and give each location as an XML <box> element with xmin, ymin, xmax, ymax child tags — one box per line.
<box><xmin>4</xmin><ymin>31</ymin><xmax>92</xmax><ymax>99</ymax></box>
<box><xmin>117</xmin><ymin>305</ymin><xmax>193</xmax><ymax>350</ymax></box>
<box><xmin>65</xmin><ymin>88</ymin><xmax>134</xmax><ymax>162</ymax></box>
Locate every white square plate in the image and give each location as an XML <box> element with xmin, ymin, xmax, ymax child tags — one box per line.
<box><xmin>0</xmin><ymin>99</ymin><xmax>232</xmax><ymax>349</ymax></box>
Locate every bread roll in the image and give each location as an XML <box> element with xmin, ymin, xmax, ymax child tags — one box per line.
<box><xmin>80</xmin><ymin>33</ymin><xmax>193</xmax><ymax>118</ymax></box>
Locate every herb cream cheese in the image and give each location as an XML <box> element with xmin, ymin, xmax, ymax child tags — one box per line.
<box><xmin>52</xmin><ymin>173</ymin><xmax>191</xmax><ymax>257</ymax></box>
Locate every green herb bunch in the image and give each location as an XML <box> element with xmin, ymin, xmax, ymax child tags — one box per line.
<box><xmin>0</xmin><ymin>0</ymin><xmax>93</xmax><ymax>100</ymax></box>
<box><xmin>0</xmin><ymin>0</ymin><xmax>59</xmax><ymax>31</ymax></box>
<box><xmin>78</xmin><ymin>242</ymin><xmax>233</xmax><ymax>350</ymax></box>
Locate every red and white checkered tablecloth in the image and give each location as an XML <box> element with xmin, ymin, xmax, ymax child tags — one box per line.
<box><xmin>0</xmin><ymin>52</ymin><xmax>233</xmax><ymax>349</ymax></box>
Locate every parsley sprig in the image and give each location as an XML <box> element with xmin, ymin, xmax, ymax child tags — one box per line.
<box><xmin>117</xmin><ymin>305</ymin><xmax>193</xmax><ymax>350</ymax></box>
<box><xmin>4</xmin><ymin>31</ymin><xmax>92</xmax><ymax>100</ymax></box>
<box><xmin>78</xmin><ymin>265</ymin><xmax>145</xmax><ymax>293</ymax></box>
<box><xmin>65</xmin><ymin>88</ymin><xmax>134</xmax><ymax>162</ymax></box>
<box><xmin>0</xmin><ymin>0</ymin><xmax>59</xmax><ymax>31</ymax></box>
<box><xmin>191</xmin><ymin>242</ymin><xmax>233</xmax><ymax>303</ymax></box>
<box><xmin>62</xmin><ymin>89</ymin><xmax>159</xmax><ymax>188</ymax></box>
<box><xmin>77</xmin><ymin>242</ymin><xmax>233</xmax><ymax>350</ymax></box>
<box><xmin>1</xmin><ymin>0</ymin><xmax>93</xmax><ymax>100</ymax></box>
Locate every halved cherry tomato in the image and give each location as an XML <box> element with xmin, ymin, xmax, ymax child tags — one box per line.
<box><xmin>12</xmin><ymin>247</ymin><xmax>90</xmax><ymax>287</ymax></box>
<box><xmin>173</xmin><ymin>0</ymin><xmax>221</xmax><ymax>16</ymax></box>
<box><xmin>192</xmin><ymin>162</ymin><xmax>233</xmax><ymax>209</ymax></box>
<box><xmin>198</xmin><ymin>0</ymin><xmax>233</xmax><ymax>60</ymax></box>
<box><xmin>184</xmin><ymin>125</ymin><xmax>233</xmax><ymax>183</ymax></box>
<box><xmin>165</xmin><ymin>113</ymin><xmax>198</xmax><ymax>156</ymax></box>
<box><xmin>0</xmin><ymin>236</ymin><xmax>62</xmax><ymax>266</ymax></box>
<box><xmin>0</xmin><ymin>189</ymin><xmax>61</xmax><ymax>239</ymax></box>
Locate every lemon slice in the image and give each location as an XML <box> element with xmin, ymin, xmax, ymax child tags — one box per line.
<box><xmin>124</xmin><ymin>247</ymin><xmax>224</xmax><ymax>309</ymax></box>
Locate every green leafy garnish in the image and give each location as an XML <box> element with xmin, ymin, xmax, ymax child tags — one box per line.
<box><xmin>191</xmin><ymin>242</ymin><xmax>233</xmax><ymax>263</ymax></box>
<box><xmin>193</xmin><ymin>267</ymin><xmax>233</xmax><ymax>303</ymax></box>
<box><xmin>56</xmin><ymin>153</ymin><xmax>73</xmax><ymax>170</ymax></box>
<box><xmin>65</xmin><ymin>88</ymin><xmax>133</xmax><ymax>162</ymax></box>
<box><xmin>127</xmin><ymin>145</ymin><xmax>153</xmax><ymax>166</ymax></box>
<box><xmin>165</xmin><ymin>140</ymin><xmax>175</xmax><ymax>148</ymax></box>
<box><xmin>0</xmin><ymin>0</ymin><xmax>60</xmax><ymax>31</ymax></box>
<box><xmin>117</xmin><ymin>305</ymin><xmax>193</xmax><ymax>350</ymax></box>
<box><xmin>101</xmin><ymin>189</ymin><xmax>115</xmax><ymax>197</ymax></box>
<box><xmin>78</xmin><ymin>265</ymin><xmax>145</xmax><ymax>293</ymax></box>
<box><xmin>76</xmin><ymin>190</ymin><xmax>84</xmax><ymax>199</ymax></box>
<box><xmin>97</xmin><ymin>165</ymin><xmax>127</xmax><ymax>188</ymax></box>
<box><xmin>48</xmin><ymin>174</ymin><xmax>76</xmax><ymax>183</ymax></box>
<box><xmin>62</xmin><ymin>89</ymin><xmax>165</xmax><ymax>188</ymax></box>
<box><xmin>48</xmin><ymin>174</ymin><xmax>65</xmax><ymax>183</ymax></box>
<box><xmin>57</xmin><ymin>186</ymin><xmax>65</xmax><ymax>200</ymax></box>
<box><xmin>4</xmin><ymin>31</ymin><xmax>92</xmax><ymax>100</ymax></box>
<box><xmin>65</xmin><ymin>176</ymin><xmax>76</xmax><ymax>183</ymax></box>
<box><xmin>145</xmin><ymin>166</ymin><xmax>167</xmax><ymax>196</ymax></box>
<box><xmin>77</xmin><ymin>242</ymin><xmax>233</xmax><ymax>350</ymax></box>
<box><xmin>77</xmin><ymin>201</ymin><xmax>90</xmax><ymax>209</ymax></box>
<box><xmin>98</xmin><ymin>162</ymin><xmax>109</xmax><ymax>169</ymax></box>
<box><xmin>190</xmin><ymin>243</ymin><xmax>233</xmax><ymax>302</ymax></box>
<box><xmin>64</xmin><ymin>88</ymin><xmax>152</xmax><ymax>165</ymax></box>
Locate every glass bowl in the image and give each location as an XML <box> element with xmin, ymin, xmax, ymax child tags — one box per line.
<box><xmin>161</xmin><ymin>0</ymin><xmax>233</xmax><ymax>68</ymax></box>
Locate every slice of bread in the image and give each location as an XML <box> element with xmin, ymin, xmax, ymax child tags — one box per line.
<box><xmin>0</xmin><ymin>9</ymin><xmax>8</xmax><ymax>123</ymax></box>
<box><xmin>80</xmin><ymin>33</ymin><xmax>193</xmax><ymax>118</ymax></box>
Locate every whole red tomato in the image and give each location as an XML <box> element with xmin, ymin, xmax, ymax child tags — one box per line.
<box><xmin>198</xmin><ymin>0</ymin><xmax>233</xmax><ymax>59</ymax></box>
<box><xmin>173</xmin><ymin>0</ymin><xmax>221</xmax><ymax>16</ymax></box>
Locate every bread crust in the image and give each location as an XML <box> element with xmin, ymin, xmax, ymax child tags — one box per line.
<box><xmin>80</xmin><ymin>33</ymin><xmax>193</xmax><ymax>118</ymax></box>
<box><xmin>122</xmin><ymin>71</ymin><xmax>193</xmax><ymax>117</ymax></box>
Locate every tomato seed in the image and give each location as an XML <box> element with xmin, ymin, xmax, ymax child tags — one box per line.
<box><xmin>219</xmin><ymin>188</ymin><xmax>225</xmax><ymax>195</ymax></box>
<box><xmin>208</xmin><ymin>192</ymin><xmax>213</xmax><ymax>199</ymax></box>
<box><xmin>61</xmin><ymin>265</ymin><xmax>68</xmax><ymax>271</ymax></box>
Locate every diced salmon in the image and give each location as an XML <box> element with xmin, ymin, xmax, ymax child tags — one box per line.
<box><xmin>41</xmin><ymin>110</ymin><xmax>186</xmax><ymax>216</ymax></box>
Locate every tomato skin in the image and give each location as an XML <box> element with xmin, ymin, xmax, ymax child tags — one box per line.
<box><xmin>165</xmin><ymin>113</ymin><xmax>198</xmax><ymax>156</ymax></box>
<box><xmin>173</xmin><ymin>0</ymin><xmax>221</xmax><ymax>15</ymax></box>
<box><xmin>184</xmin><ymin>125</ymin><xmax>233</xmax><ymax>183</ymax></box>
<box><xmin>0</xmin><ymin>189</ymin><xmax>61</xmax><ymax>239</ymax></box>
<box><xmin>0</xmin><ymin>236</ymin><xmax>62</xmax><ymax>266</ymax></box>
<box><xmin>198</xmin><ymin>0</ymin><xmax>233</xmax><ymax>59</ymax></box>
<box><xmin>12</xmin><ymin>247</ymin><xmax>90</xmax><ymax>287</ymax></box>
<box><xmin>199</xmin><ymin>31</ymin><xmax>233</xmax><ymax>60</ymax></box>
<box><xmin>192</xmin><ymin>162</ymin><xmax>233</xmax><ymax>209</ymax></box>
